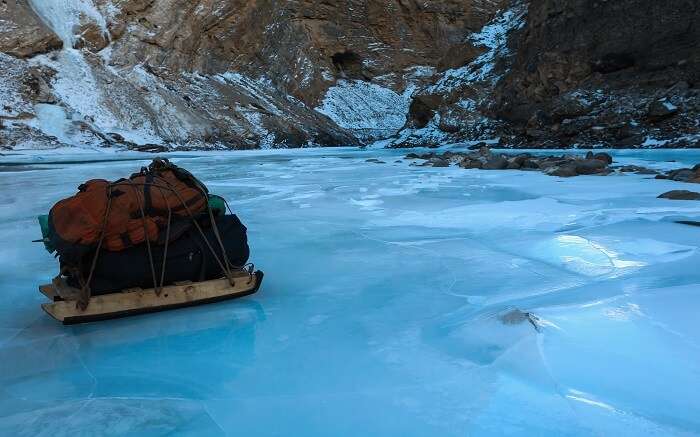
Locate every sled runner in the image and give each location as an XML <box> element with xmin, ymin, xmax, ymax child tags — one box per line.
<box><xmin>40</xmin><ymin>269</ymin><xmax>263</xmax><ymax>325</ymax></box>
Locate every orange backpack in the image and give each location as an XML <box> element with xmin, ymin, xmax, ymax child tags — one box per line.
<box><xmin>49</xmin><ymin>159</ymin><xmax>208</xmax><ymax>263</ymax></box>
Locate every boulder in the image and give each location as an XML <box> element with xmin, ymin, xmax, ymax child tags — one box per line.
<box><xmin>667</xmin><ymin>168</ymin><xmax>696</xmax><ymax>182</ymax></box>
<box><xmin>459</xmin><ymin>158</ymin><xmax>483</xmax><ymax>169</ymax></box>
<box><xmin>658</xmin><ymin>190</ymin><xmax>700</xmax><ymax>200</ymax></box>
<box><xmin>536</xmin><ymin>158</ymin><xmax>564</xmax><ymax>170</ymax></box>
<box><xmin>593</xmin><ymin>152</ymin><xmax>613</xmax><ymax>164</ymax></box>
<box><xmin>506</xmin><ymin>158</ymin><xmax>521</xmax><ymax>169</ymax></box>
<box><xmin>131</xmin><ymin>144</ymin><xmax>169</xmax><ymax>153</ymax></box>
<box><xmin>74</xmin><ymin>22</ymin><xmax>110</xmax><ymax>52</ymax></box>
<box><xmin>477</xmin><ymin>146</ymin><xmax>492</xmax><ymax>158</ymax></box>
<box><xmin>618</xmin><ymin>165</ymin><xmax>657</xmax><ymax>174</ymax></box>
<box><xmin>647</xmin><ymin>99</ymin><xmax>679</xmax><ymax>121</ymax></box>
<box><xmin>520</xmin><ymin>158</ymin><xmax>540</xmax><ymax>170</ymax></box>
<box><xmin>574</xmin><ymin>158</ymin><xmax>608</xmax><ymax>175</ymax></box>
<box><xmin>468</xmin><ymin>142</ymin><xmax>490</xmax><ymax>151</ymax></box>
<box><xmin>636</xmin><ymin>168</ymin><xmax>660</xmax><ymax>175</ymax></box>
<box><xmin>482</xmin><ymin>155</ymin><xmax>509</xmax><ymax>170</ymax></box>
<box><xmin>428</xmin><ymin>157</ymin><xmax>450</xmax><ymax>167</ymax></box>
<box><xmin>546</xmin><ymin>164</ymin><xmax>578</xmax><ymax>177</ymax></box>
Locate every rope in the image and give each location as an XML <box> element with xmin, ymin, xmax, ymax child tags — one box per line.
<box><xmin>77</xmin><ymin>184</ymin><xmax>113</xmax><ymax>310</ymax></box>
<box><xmin>223</xmin><ymin>197</ymin><xmax>234</xmax><ymax>215</ymax></box>
<box><xmin>124</xmin><ymin>179</ymin><xmax>160</xmax><ymax>295</ymax></box>
<box><xmin>154</xmin><ymin>185</ymin><xmax>172</xmax><ymax>292</ymax></box>
<box><xmin>116</xmin><ymin>177</ymin><xmax>233</xmax><ymax>287</ymax></box>
<box><xmin>74</xmin><ymin>162</ymin><xmax>240</xmax><ymax>309</ymax></box>
<box><xmin>195</xmin><ymin>180</ymin><xmax>236</xmax><ymax>284</ymax></box>
<box><xmin>149</xmin><ymin>174</ymin><xmax>237</xmax><ymax>286</ymax></box>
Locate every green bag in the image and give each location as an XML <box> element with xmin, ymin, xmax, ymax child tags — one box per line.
<box><xmin>208</xmin><ymin>194</ymin><xmax>227</xmax><ymax>216</ymax></box>
<box><xmin>37</xmin><ymin>214</ymin><xmax>56</xmax><ymax>253</ymax></box>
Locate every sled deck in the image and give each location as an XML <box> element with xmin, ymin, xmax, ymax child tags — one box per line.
<box><xmin>39</xmin><ymin>270</ymin><xmax>264</xmax><ymax>325</ymax></box>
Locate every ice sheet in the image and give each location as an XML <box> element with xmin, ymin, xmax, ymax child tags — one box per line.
<box><xmin>0</xmin><ymin>148</ymin><xmax>699</xmax><ymax>435</ymax></box>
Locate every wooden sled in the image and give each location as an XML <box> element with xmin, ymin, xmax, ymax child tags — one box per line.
<box><xmin>39</xmin><ymin>269</ymin><xmax>264</xmax><ymax>325</ymax></box>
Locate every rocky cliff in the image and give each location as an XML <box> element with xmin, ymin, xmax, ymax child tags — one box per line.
<box><xmin>493</xmin><ymin>0</ymin><xmax>700</xmax><ymax>149</ymax></box>
<box><xmin>0</xmin><ymin>0</ymin><xmax>697</xmax><ymax>151</ymax></box>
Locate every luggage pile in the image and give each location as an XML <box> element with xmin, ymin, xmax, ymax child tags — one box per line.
<box><xmin>37</xmin><ymin>158</ymin><xmax>262</xmax><ymax>323</ymax></box>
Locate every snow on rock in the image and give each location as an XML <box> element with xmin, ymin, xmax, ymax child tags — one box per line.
<box><xmin>24</xmin><ymin>50</ymin><xmax>162</xmax><ymax>146</ymax></box>
<box><xmin>5</xmin><ymin>1</ymin><xmax>352</xmax><ymax>150</ymax></box>
<box><xmin>387</xmin><ymin>114</ymin><xmax>451</xmax><ymax>147</ymax></box>
<box><xmin>315</xmin><ymin>79</ymin><xmax>414</xmax><ymax>141</ymax></box>
<box><xmin>431</xmin><ymin>2</ymin><xmax>528</xmax><ymax>92</ymax></box>
<box><xmin>33</xmin><ymin>51</ymin><xmax>108</xmax><ymax>126</ymax></box>
<box><xmin>216</xmin><ymin>72</ymin><xmax>284</xmax><ymax>117</ymax></box>
<box><xmin>382</xmin><ymin>2</ymin><xmax>528</xmax><ymax>148</ymax></box>
<box><xmin>0</xmin><ymin>53</ymin><xmax>32</xmax><ymax>118</ymax></box>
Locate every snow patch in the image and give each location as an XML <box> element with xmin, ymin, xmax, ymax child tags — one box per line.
<box><xmin>26</xmin><ymin>104</ymin><xmax>73</xmax><ymax>144</ymax></box>
<box><xmin>641</xmin><ymin>137</ymin><xmax>671</xmax><ymax>147</ymax></box>
<box><xmin>315</xmin><ymin>80</ymin><xmax>414</xmax><ymax>141</ymax></box>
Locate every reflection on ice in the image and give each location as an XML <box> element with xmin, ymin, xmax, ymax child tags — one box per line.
<box><xmin>0</xmin><ymin>147</ymin><xmax>699</xmax><ymax>435</ymax></box>
<box><xmin>537</xmin><ymin>234</ymin><xmax>646</xmax><ymax>276</ymax></box>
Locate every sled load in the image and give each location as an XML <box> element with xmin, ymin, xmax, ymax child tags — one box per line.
<box><xmin>36</xmin><ymin>158</ymin><xmax>263</xmax><ymax>324</ymax></box>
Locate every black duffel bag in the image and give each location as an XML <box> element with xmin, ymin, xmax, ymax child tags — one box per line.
<box><xmin>67</xmin><ymin>214</ymin><xmax>250</xmax><ymax>295</ymax></box>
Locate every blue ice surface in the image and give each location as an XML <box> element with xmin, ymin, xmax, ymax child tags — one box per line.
<box><xmin>0</xmin><ymin>146</ymin><xmax>699</xmax><ymax>436</ymax></box>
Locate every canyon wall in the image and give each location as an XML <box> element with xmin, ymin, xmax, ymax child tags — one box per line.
<box><xmin>0</xmin><ymin>0</ymin><xmax>697</xmax><ymax>151</ymax></box>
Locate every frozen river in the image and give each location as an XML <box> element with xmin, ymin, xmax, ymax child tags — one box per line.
<box><xmin>1</xmin><ymin>147</ymin><xmax>699</xmax><ymax>435</ymax></box>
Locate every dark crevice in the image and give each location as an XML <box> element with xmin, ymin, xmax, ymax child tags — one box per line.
<box><xmin>331</xmin><ymin>50</ymin><xmax>370</xmax><ymax>80</ymax></box>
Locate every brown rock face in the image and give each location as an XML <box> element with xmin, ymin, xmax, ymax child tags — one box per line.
<box><xmin>1</xmin><ymin>0</ymin><xmax>511</xmax><ymax>149</ymax></box>
<box><xmin>97</xmin><ymin>0</ymin><xmax>506</xmax><ymax>105</ymax></box>
<box><xmin>0</xmin><ymin>0</ymin><xmax>62</xmax><ymax>57</ymax></box>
